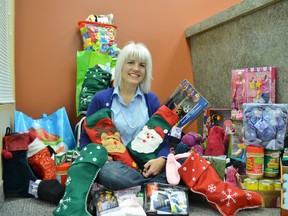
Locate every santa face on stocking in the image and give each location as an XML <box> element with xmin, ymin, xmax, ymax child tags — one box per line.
<box><xmin>131</xmin><ymin>126</ymin><xmax>163</xmax><ymax>153</ymax></box>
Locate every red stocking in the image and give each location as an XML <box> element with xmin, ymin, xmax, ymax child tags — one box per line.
<box><xmin>178</xmin><ymin>151</ymin><xmax>262</xmax><ymax>216</ymax></box>
<box><xmin>28</xmin><ymin>138</ymin><xmax>56</xmax><ymax>180</ymax></box>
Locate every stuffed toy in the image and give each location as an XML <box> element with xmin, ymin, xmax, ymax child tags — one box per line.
<box><xmin>180</xmin><ymin>131</ymin><xmax>205</xmax><ymax>155</ymax></box>
<box><xmin>204</xmin><ymin>126</ymin><xmax>225</xmax><ymax>156</ymax></box>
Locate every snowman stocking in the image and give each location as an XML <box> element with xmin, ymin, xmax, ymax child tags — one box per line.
<box><xmin>84</xmin><ymin>108</ymin><xmax>139</xmax><ymax>171</ymax></box>
<box><xmin>53</xmin><ymin>144</ymin><xmax>108</xmax><ymax>216</ymax></box>
<box><xmin>178</xmin><ymin>151</ymin><xmax>262</xmax><ymax>216</ymax></box>
<box><xmin>126</xmin><ymin>105</ymin><xmax>179</xmax><ymax>169</ymax></box>
<box><xmin>28</xmin><ymin>138</ymin><xmax>56</xmax><ymax>180</ymax></box>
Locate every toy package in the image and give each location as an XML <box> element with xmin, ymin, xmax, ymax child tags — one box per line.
<box><xmin>228</xmin><ymin>119</ymin><xmax>246</xmax><ymax>163</ymax></box>
<box><xmin>92</xmin><ymin>186</ymin><xmax>146</xmax><ymax>216</ymax></box>
<box><xmin>231</xmin><ymin>69</ymin><xmax>246</xmax><ymax>120</ymax></box>
<box><xmin>163</xmin><ymin>79</ymin><xmax>209</xmax><ymax>128</ymax></box>
<box><xmin>144</xmin><ymin>182</ymin><xmax>189</xmax><ymax>215</ymax></box>
<box><xmin>202</xmin><ymin>108</ymin><xmax>231</xmax><ymax>139</ymax></box>
<box><xmin>93</xmin><ymin>189</ymin><xmax>119</xmax><ymax>214</ymax></box>
<box><xmin>245</xmin><ymin>66</ymin><xmax>276</xmax><ymax>104</ymax></box>
<box><xmin>242</xmin><ymin>103</ymin><xmax>288</xmax><ymax>150</ymax></box>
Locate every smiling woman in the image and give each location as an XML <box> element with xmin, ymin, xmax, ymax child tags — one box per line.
<box><xmin>79</xmin><ymin>41</ymin><xmax>173</xmax><ymax>193</ymax></box>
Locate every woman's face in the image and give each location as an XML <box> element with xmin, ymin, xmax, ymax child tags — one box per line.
<box><xmin>122</xmin><ymin>56</ymin><xmax>146</xmax><ymax>87</ymax></box>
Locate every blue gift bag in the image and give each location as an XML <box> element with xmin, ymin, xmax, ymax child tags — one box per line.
<box><xmin>14</xmin><ymin>107</ymin><xmax>76</xmax><ymax>153</ymax></box>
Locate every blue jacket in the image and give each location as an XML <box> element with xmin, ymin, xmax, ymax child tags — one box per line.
<box><xmin>80</xmin><ymin>87</ymin><xmax>170</xmax><ymax>157</ymax></box>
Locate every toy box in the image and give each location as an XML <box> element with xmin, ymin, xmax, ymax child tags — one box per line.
<box><xmin>242</xmin><ymin>103</ymin><xmax>288</xmax><ymax>150</ymax></box>
<box><xmin>202</xmin><ymin>108</ymin><xmax>231</xmax><ymax>139</ymax></box>
<box><xmin>245</xmin><ymin>66</ymin><xmax>276</xmax><ymax>104</ymax></box>
<box><xmin>229</xmin><ymin>119</ymin><xmax>246</xmax><ymax>162</ymax></box>
<box><xmin>163</xmin><ymin>79</ymin><xmax>209</xmax><ymax>128</ymax></box>
<box><xmin>231</xmin><ymin>69</ymin><xmax>246</xmax><ymax>120</ymax></box>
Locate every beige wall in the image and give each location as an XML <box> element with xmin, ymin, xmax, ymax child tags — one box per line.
<box><xmin>14</xmin><ymin>0</ymin><xmax>242</xmax><ymax>133</ymax></box>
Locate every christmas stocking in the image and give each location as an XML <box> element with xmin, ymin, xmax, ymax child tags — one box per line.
<box><xmin>53</xmin><ymin>143</ymin><xmax>108</xmax><ymax>216</ymax></box>
<box><xmin>178</xmin><ymin>151</ymin><xmax>263</xmax><ymax>216</ymax></box>
<box><xmin>126</xmin><ymin>105</ymin><xmax>179</xmax><ymax>169</ymax></box>
<box><xmin>83</xmin><ymin>108</ymin><xmax>139</xmax><ymax>171</ymax></box>
<box><xmin>28</xmin><ymin>138</ymin><xmax>56</xmax><ymax>180</ymax></box>
<box><xmin>2</xmin><ymin>130</ymin><xmax>37</xmax><ymax>197</ymax></box>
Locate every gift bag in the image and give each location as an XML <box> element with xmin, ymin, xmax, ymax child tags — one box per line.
<box><xmin>76</xmin><ymin>50</ymin><xmax>113</xmax><ymax>116</ymax></box>
<box><xmin>2</xmin><ymin>127</ymin><xmax>37</xmax><ymax>197</ymax></box>
<box><xmin>14</xmin><ymin>107</ymin><xmax>76</xmax><ymax>153</ymax></box>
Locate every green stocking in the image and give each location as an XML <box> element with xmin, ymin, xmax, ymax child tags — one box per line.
<box><xmin>126</xmin><ymin>105</ymin><xmax>179</xmax><ymax>169</ymax></box>
<box><xmin>53</xmin><ymin>144</ymin><xmax>108</xmax><ymax>216</ymax></box>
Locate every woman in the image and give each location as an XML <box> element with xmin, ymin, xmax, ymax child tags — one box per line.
<box><xmin>80</xmin><ymin>41</ymin><xmax>169</xmax><ymax>190</ymax></box>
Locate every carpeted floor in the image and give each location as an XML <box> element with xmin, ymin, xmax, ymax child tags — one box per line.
<box><xmin>0</xmin><ymin>197</ymin><xmax>281</xmax><ymax>216</ymax></box>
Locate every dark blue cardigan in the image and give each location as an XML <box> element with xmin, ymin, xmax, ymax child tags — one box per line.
<box><xmin>80</xmin><ymin>87</ymin><xmax>170</xmax><ymax>157</ymax></box>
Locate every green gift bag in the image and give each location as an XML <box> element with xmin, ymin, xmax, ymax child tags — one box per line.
<box><xmin>76</xmin><ymin>50</ymin><xmax>112</xmax><ymax>116</ymax></box>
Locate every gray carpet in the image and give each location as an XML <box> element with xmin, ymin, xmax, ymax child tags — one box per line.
<box><xmin>0</xmin><ymin>197</ymin><xmax>281</xmax><ymax>216</ymax></box>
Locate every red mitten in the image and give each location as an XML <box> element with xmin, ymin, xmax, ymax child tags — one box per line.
<box><xmin>84</xmin><ymin>108</ymin><xmax>139</xmax><ymax>171</ymax></box>
<box><xmin>178</xmin><ymin>151</ymin><xmax>262</xmax><ymax>216</ymax></box>
<box><xmin>28</xmin><ymin>138</ymin><xmax>56</xmax><ymax>180</ymax></box>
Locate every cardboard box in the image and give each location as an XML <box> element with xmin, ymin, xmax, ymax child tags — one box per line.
<box><xmin>281</xmin><ymin>161</ymin><xmax>288</xmax><ymax>215</ymax></box>
<box><xmin>240</xmin><ymin>175</ymin><xmax>281</xmax><ymax>208</ymax></box>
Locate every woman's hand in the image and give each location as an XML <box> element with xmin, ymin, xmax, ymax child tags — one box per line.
<box><xmin>142</xmin><ymin>157</ymin><xmax>166</xmax><ymax>178</ymax></box>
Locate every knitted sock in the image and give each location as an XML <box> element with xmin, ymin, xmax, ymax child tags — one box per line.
<box><xmin>178</xmin><ymin>151</ymin><xmax>263</xmax><ymax>216</ymax></box>
<box><xmin>127</xmin><ymin>105</ymin><xmax>179</xmax><ymax>169</ymax></box>
<box><xmin>83</xmin><ymin>108</ymin><xmax>139</xmax><ymax>171</ymax></box>
<box><xmin>28</xmin><ymin>138</ymin><xmax>56</xmax><ymax>180</ymax></box>
<box><xmin>53</xmin><ymin>144</ymin><xmax>108</xmax><ymax>216</ymax></box>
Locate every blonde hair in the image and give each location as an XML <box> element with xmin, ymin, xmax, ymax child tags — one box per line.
<box><xmin>113</xmin><ymin>41</ymin><xmax>153</xmax><ymax>93</ymax></box>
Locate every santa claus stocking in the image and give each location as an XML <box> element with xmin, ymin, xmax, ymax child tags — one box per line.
<box><xmin>83</xmin><ymin>108</ymin><xmax>139</xmax><ymax>171</ymax></box>
<box><xmin>28</xmin><ymin>138</ymin><xmax>56</xmax><ymax>180</ymax></box>
<box><xmin>53</xmin><ymin>144</ymin><xmax>108</xmax><ymax>216</ymax></box>
<box><xmin>126</xmin><ymin>105</ymin><xmax>179</xmax><ymax>169</ymax></box>
<box><xmin>178</xmin><ymin>151</ymin><xmax>262</xmax><ymax>216</ymax></box>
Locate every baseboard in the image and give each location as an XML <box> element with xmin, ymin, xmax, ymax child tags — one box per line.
<box><xmin>0</xmin><ymin>180</ymin><xmax>4</xmax><ymax>209</ymax></box>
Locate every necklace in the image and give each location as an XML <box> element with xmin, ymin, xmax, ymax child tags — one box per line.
<box><xmin>118</xmin><ymin>99</ymin><xmax>139</xmax><ymax>129</ymax></box>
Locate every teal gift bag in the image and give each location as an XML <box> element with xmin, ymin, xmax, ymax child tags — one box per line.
<box><xmin>14</xmin><ymin>107</ymin><xmax>76</xmax><ymax>153</ymax></box>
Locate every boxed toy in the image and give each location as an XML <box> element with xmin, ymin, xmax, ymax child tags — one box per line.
<box><xmin>229</xmin><ymin>119</ymin><xmax>246</xmax><ymax>162</ymax></box>
<box><xmin>144</xmin><ymin>182</ymin><xmax>189</xmax><ymax>215</ymax></box>
<box><xmin>231</xmin><ymin>69</ymin><xmax>246</xmax><ymax>120</ymax></box>
<box><xmin>202</xmin><ymin>108</ymin><xmax>231</xmax><ymax>139</ymax></box>
<box><xmin>163</xmin><ymin>79</ymin><xmax>209</xmax><ymax>128</ymax></box>
<box><xmin>245</xmin><ymin>66</ymin><xmax>276</xmax><ymax>104</ymax></box>
<box><xmin>242</xmin><ymin>103</ymin><xmax>288</xmax><ymax>150</ymax></box>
